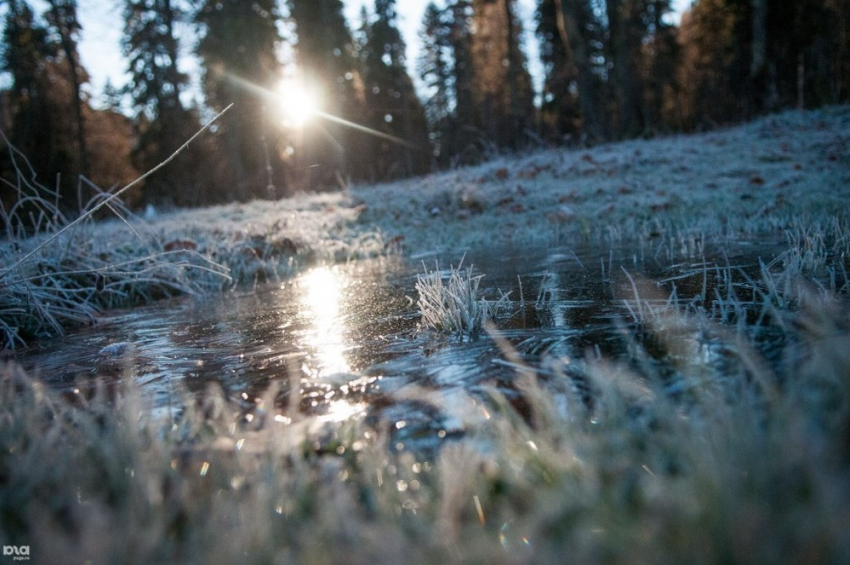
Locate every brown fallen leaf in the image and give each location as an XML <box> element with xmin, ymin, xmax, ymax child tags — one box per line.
<box><xmin>164</xmin><ymin>239</ymin><xmax>198</xmax><ymax>252</ymax></box>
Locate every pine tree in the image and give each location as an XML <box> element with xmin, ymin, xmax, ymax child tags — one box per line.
<box><xmin>124</xmin><ymin>0</ymin><xmax>187</xmax><ymax>120</ymax></box>
<box><xmin>418</xmin><ymin>2</ymin><xmax>453</xmax><ymax>163</ymax></box>
<box><xmin>44</xmin><ymin>0</ymin><xmax>89</xmax><ymax>178</ymax></box>
<box><xmin>418</xmin><ymin>1</ymin><xmax>485</xmax><ymax>165</ymax></box>
<box><xmin>677</xmin><ymin>0</ymin><xmax>750</xmax><ymax>127</ymax></box>
<box><xmin>604</xmin><ymin>0</ymin><xmax>646</xmax><ymax>136</ymax></box>
<box><xmin>447</xmin><ymin>0</ymin><xmax>476</xmax><ymax>143</ymax></box>
<box><xmin>359</xmin><ymin>0</ymin><xmax>431</xmax><ymax>179</ymax></box>
<box><xmin>196</xmin><ymin>0</ymin><xmax>282</xmax><ymax>199</ymax></box>
<box><xmin>1</xmin><ymin>0</ymin><xmax>85</xmax><ymax>210</ymax></box>
<box><xmin>123</xmin><ymin>0</ymin><xmax>202</xmax><ymax>205</ymax></box>
<box><xmin>1</xmin><ymin>1</ymin><xmax>141</xmax><ymax>217</ymax></box>
<box><xmin>639</xmin><ymin>0</ymin><xmax>680</xmax><ymax>131</ymax></box>
<box><xmin>470</xmin><ymin>0</ymin><xmax>535</xmax><ymax>149</ymax></box>
<box><xmin>826</xmin><ymin>0</ymin><xmax>849</xmax><ymax>102</ymax></box>
<box><xmin>766</xmin><ymin>0</ymin><xmax>844</xmax><ymax>109</ymax></box>
<box><xmin>1</xmin><ymin>1</ymin><xmax>52</xmax><ymax>165</ymax></box>
<box><xmin>552</xmin><ymin>0</ymin><xmax>607</xmax><ymax>141</ymax></box>
<box><xmin>542</xmin><ymin>0</ymin><xmax>681</xmax><ymax>139</ymax></box>
<box><xmin>536</xmin><ymin>0</ymin><xmax>581</xmax><ymax>142</ymax></box>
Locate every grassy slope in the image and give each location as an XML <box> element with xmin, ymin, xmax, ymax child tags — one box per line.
<box><xmin>348</xmin><ymin>105</ymin><xmax>849</xmax><ymax>252</ymax></box>
<box><xmin>102</xmin><ymin>104</ymin><xmax>850</xmax><ymax>267</ymax></box>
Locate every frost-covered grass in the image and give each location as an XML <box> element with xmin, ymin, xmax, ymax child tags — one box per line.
<box><xmin>0</xmin><ymin>157</ymin><xmax>383</xmax><ymax>349</ymax></box>
<box><xmin>3</xmin><ymin>105</ymin><xmax>848</xmax><ymax>348</ymax></box>
<box><xmin>3</xmin><ymin>170</ymin><xmax>850</xmax><ymax>561</ymax></box>
<box><xmin>350</xmin><ymin>105</ymin><xmax>850</xmax><ymax>253</ymax></box>
<box><xmin>0</xmin><ymin>140</ymin><xmax>231</xmax><ymax>349</ymax></box>
<box><xmin>1</xmin><ymin>263</ymin><xmax>849</xmax><ymax>562</ymax></box>
<box><xmin>2</xmin><ymin>99</ymin><xmax>849</xmax><ymax>562</ymax></box>
<box><xmin>0</xmin><ymin>196</ymin><xmax>388</xmax><ymax>347</ymax></box>
<box><xmin>416</xmin><ymin>261</ymin><xmax>510</xmax><ymax>340</ymax></box>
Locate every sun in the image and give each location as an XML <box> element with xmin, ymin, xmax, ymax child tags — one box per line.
<box><xmin>278</xmin><ymin>79</ymin><xmax>320</xmax><ymax>127</ymax></box>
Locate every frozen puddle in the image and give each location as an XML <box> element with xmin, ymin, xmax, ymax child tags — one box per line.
<box><xmin>21</xmin><ymin>240</ymin><xmax>788</xmax><ymax>450</ymax></box>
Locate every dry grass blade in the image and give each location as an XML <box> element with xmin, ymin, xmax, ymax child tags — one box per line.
<box><xmin>1</xmin><ymin>104</ymin><xmax>233</xmax><ymax>279</ymax></box>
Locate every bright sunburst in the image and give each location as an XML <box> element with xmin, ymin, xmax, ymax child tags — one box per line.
<box><xmin>278</xmin><ymin>78</ymin><xmax>320</xmax><ymax>128</ymax></box>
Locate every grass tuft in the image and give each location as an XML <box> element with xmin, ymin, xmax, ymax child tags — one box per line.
<box><xmin>415</xmin><ymin>260</ymin><xmax>510</xmax><ymax>340</ymax></box>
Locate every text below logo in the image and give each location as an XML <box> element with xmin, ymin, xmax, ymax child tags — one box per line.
<box><xmin>2</xmin><ymin>546</ymin><xmax>30</xmax><ymax>561</ymax></box>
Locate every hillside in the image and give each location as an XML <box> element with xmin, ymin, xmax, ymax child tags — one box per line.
<box><xmin>140</xmin><ymin>104</ymin><xmax>850</xmax><ymax>262</ymax></box>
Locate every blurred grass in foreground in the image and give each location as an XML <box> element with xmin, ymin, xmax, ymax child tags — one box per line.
<box><xmin>1</xmin><ymin>269</ymin><xmax>848</xmax><ymax>563</ymax></box>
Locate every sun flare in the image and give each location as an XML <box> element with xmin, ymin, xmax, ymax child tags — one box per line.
<box><xmin>278</xmin><ymin>79</ymin><xmax>320</xmax><ymax>127</ymax></box>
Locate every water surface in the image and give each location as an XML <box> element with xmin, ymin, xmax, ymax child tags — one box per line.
<box><xmin>22</xmin><ymin>240</ymin><xmax>788</xmax><ymax>449</ymax></box>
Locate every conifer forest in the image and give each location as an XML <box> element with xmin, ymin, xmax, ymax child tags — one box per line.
<box><xmin>1</xmin><ymin>0</ymin><xmax>847</xmax><ymax>210</ymax></box>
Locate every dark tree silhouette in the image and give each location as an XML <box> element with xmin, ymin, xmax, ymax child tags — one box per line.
<box><xmin>196</xmin><ymin>0</ymin><xmax>283</xmax><ymax>200</ymax></box>
<box><xmin>554</xmin><ymin>0</ymin><xmax>605</xmax><ymax>141</ymax></box>
<box><xmin>287</xmin><ymin>0</ymin><xmax>369</xmax><ymax>187</ymax></box>
<box><xmin>123</xmin><ymin>0</ymin><xmax>205</xmax><ymax>205</ymax></box>
<box><xmin>3</xmin><ymin>0</ymin><xmax>849</xmax><ymax>211</ymax></box>
<box><xmin>359</xmin><ymin>0</ymin><xmax>431</xmax><ymax>179</ymax></box>
<box><xmin>1</xmin><ymin>1</ymin><xmax>139</xmax><ymax>222</ymax></box>
<box><xmin>605</xmin><ymin>0</ymin><xmax>646</xmax><ymax>137</ymax></box>
<box><xmin>1</xmin><ymin>0</ymin><xmax>87</xmax><ymax>212</ymax></box>
<box><xmin>1</xmin><ymin>1</ymin><xmax>54</xmax><ymax>176</ymax></box>
<box><xmin>470</xmin><ymin>0</ymin><xmax>535</xmax><ymax>149</ymax></box>
<box><xmin>45</xmin><ymin>0</ymin><xmax>89</xmax><ymax>179</ymax></box>
<box><xmin>536</xmin><ymin>0</ymin><xmax>581</xmax><ymax>142</ymax></box>
<box><xmin>418</xmin><ymin>1</ymin><xmax>487</xmax><ymax>165</ymax></box>
<box><xmin>419</xmin><ymin>1</ymin><xmax>456</xmax><ymax>164</ymax></box>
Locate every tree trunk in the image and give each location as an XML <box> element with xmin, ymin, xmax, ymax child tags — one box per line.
<box><xmin>555</xmin><ymin>0</ymin><xmax>603</xmax><ymax>142</ymax></box>
<box><xmin>503</xmin><ymin>0</ymin><xmax>521</xmax><ymax>147</ymax></box>
<box><xmin>750</xmin><ymin>0</ymin><xmax>768</xmax><ymax>112</ymax></box>
<box><xmin>605</xmin><ymin>0</ymin><xmax>645</xmax><ymax>137</ymax></box>
<box><xmin>47</xmin><ymin>0</ymin><xmax>89</xmax><ymax>180</ymax></box>
<box><xmin>449</xmin><ymin>2</ymin><xmax>476</xmax><ymax>146</ymax></box>
<box><xmin>162</xmin><ymin>0</ymin><xmax>183</xmax><ymax>112</ymax></box>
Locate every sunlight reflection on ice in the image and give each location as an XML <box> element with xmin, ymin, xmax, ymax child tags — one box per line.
<box><xmin>297</xmin><ymin>266</ymin><xmax>366</xmax><ymax>422</ymax></box>
<box><xmin>300</xmin><ymin>266</ymin><xmax>351</xmax><ymax>377</ymax></box>
<box><xmin>321</xmin><ymin>400</ymin><xmax>368</xmax><ymax>423</ymax></box>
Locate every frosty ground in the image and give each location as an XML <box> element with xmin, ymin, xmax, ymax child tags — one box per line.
<box><xmin>111</xmin><ymin>104</ymin><xmax>850</xmax><ymax>298</ymax></box>
<box><xmin>133</xmin><ymin>104</ymin><xmax>849</xmax><ymax>268</ymax></box>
